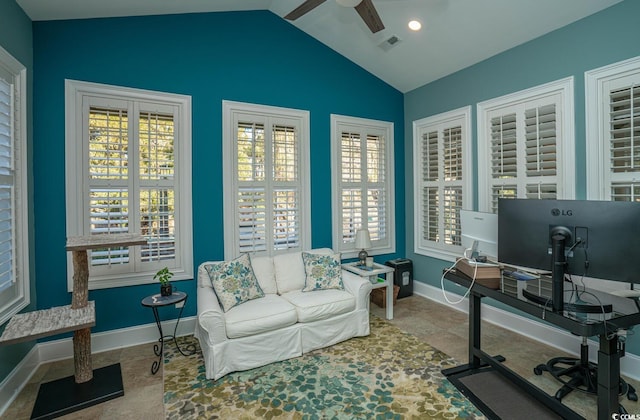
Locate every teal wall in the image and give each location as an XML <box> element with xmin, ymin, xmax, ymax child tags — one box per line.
<box><xmin>404</xmin><ymin>0</ymin><xmax>640</xmax><ymax>354</ymax></box>
<box><xmin>31</xmin><ymin>11</ymin><xmax>405</xmax><ymax>335</ymax></box>
<box><xmin>0</xmin><ymin>0</ymin><xmax>36</xmax><ymax>381</ymax></box>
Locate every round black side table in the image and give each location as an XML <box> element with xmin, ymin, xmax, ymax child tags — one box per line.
<box><xmin>141</xmin><ymin>291</ymin><xmax>196</xmax><ymax>374</ymax></box>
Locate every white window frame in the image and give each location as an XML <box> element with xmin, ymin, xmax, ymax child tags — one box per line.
<box><xmin>222</xmin><ymin>100</ymin><xmax>311</xmax><ymax>260</ymax></box>
<box><xmin>65</xmin><ymin>80</ymin><xmax>193</xmax><ymax>290</ymax></box>
<box><xmin>413</xmin><ymin>106</ymin><xmax>472</xmax><ymax>261</ymax></box>
<box><xmin>585</xmin><ymin>56</ymin><xmax>640</xmax><ymax>200</ymax></box>
<box><xmin>330</xmin><ymin>114</ymin><xmax>395</xmax><ymax>258</ymax></box>
<box><xmin>0</xmin><ymin>46</ymin><xmax>29</xmax><ymax>326</ymax></box>
<box><xmin>477</xmin><ymin>77</ymin><xmax>575</xmax><ymax>212</ymax></box>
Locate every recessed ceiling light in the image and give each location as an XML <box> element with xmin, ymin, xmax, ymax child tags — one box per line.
<box><xmin>408</xmin><ymin>20</ymin><xmax>422</xmax><ymax>31</ymax></box>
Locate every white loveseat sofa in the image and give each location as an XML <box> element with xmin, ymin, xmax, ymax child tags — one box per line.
<box><xmin>195</xmin><ymin>248</ymin><xmax>373</xmax><ymax>380</ymax></box>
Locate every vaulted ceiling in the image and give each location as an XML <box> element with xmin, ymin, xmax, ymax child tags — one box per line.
<box><xmin>16</xmin><ymin>0</ymin><xmax>622</xmax><ymax>92</ymax></box>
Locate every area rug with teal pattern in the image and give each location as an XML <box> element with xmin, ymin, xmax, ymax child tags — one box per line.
<box><xmin>163</xmin><ymin>316</ymin><xmax>484</xmax><ymax>419</ymax></box>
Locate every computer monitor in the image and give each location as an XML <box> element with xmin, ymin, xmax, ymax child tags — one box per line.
<box><xmin>498</xmin><ymin>198</ymin><xmax>640</xmax><ymax>312</ymax></box>
<box><xmin>460</xmin><ymin>209</ymin><xmax>498</xmax><ymax>260</ymax></box>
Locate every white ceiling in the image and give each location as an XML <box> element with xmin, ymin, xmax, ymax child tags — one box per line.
<box><xmin>16</xmin><ymin>0</ymin><xmax>623</xmax><ymax>93</ymax></box>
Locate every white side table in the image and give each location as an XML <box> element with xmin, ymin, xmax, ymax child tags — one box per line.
<box><xmin>342</xmin><ymin>262</ymin><xmax>395</xmax><ymax>320</ymax></box>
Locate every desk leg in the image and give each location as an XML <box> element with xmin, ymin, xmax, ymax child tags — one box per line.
<box><xmin>598</xmin><ymin>333</ymin><xmax>621</xmax><ymax>420</ymax></box>
<box><xmin>386</xmin><ymin>272</ymin><xmax>394</xmax><ymax>320</ymax></box>
<box><xmin>469</xmin><ymin>292</ymin><xmax>482</xmax><ymax>368</ymax></box>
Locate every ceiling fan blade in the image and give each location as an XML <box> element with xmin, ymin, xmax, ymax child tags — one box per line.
<box><xmin>285</xmin><ymin>0</ymin><xmax>327</xmax><ymax>20</ymax></box>
<box><xmin>354</xmin><ymin>0</ymin><xmax>385</xmax><ymax>33</ymax></box>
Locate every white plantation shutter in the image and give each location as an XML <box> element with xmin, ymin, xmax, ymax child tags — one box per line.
<box><xmin>479</xmin><ymin>79</ymin><xmax>574</xmax><ymax>212</ymax></box>
<box><xmin>331</xmin><ymin>115</ymin><xmax>394</xmax><ymax>256</ymax></box>
<box><xmin>413</xmin><ymin>106</ymin><xmax>471</xmax><ymax>258</ymax></box>
<box><xmin>224</xmin><ymin>102</ymin><xmax>310</xmax><ymax>259</ymax></box>
<box><xmin>0</xmin><ymin>75</ymin><xmax>14</xmax><ymax>293</ymax></box>
<box><xmin>65</xmin><ymin>80</ymin><xmax>193</xmax><ymax>290</ymax></box>
<box><xmin>609</xmin><ymin>84</ymin><xmax>640</xmax><ymax>201</ymax></box>
<box><xmin>586</xmin><ymin>58</ymin><xmax>640</xmax><ymax>201</ymax></box>
<box><xmin>0</xmin><ymin>46</ymin><xmax>29</xmax><ymax>326</ymax></box>
<box><xmin>86</xmin><ymin>101</ymin><xmax>179</xmax><ymax>271</ymax></box>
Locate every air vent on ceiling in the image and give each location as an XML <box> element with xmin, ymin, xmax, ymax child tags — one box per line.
<box><xmin>378</xmin><ymin>35</ymin><xmax>402</xmax><ymax>52</ymax></box>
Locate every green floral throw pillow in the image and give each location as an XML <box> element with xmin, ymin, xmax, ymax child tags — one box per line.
<box><xmin>302</xmin><ymin>252</ymin><xmax>344</xmax><ymax>292</ymax></box>
<box><xmin>204</xmin><ymin>254</ymin><xmax>264</xmax><ymax>312</ymax></box>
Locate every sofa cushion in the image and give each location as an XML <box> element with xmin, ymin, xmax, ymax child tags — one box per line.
<box><xmin>301</xmin><ymin>252</ymin><xmax>344</xmax><ymax>292</ymax></box>
<box><xmin>249</xmin><ymin>255</ymin><xmax>278</xmax><ymax>295</ymax></box>
<box><xmin>273</xmin><ymin>248</ymin><xmax>334</xmax><ymax>294</ymax></box>
<box><xmin>205</xmin><ymin>254</ymin><xmax>264</xmax><ymax>312</ymax></box>
<box><xmin>224</xmin><ymin>294</ymin><xmax>298</xmax><ymax>339</ymax></box>
<box><xmin>280</xmin><ymin>289</ymin><xmax>355</xmax><ymax>323</ymax></box>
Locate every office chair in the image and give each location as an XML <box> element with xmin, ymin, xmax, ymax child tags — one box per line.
<box><xmin>533</xmin><ymin>336</ymin><xmax>637</xmax><ymax>402</ymax></box>
<box><xmin>523</xmin><ymin>288</ymin><xmax>638</xmax><ymax>402</ymax></box>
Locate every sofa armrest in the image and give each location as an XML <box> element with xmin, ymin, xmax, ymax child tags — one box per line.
<box><xmin>197</xmin><ymin>285</ymin><xmax>228</xmax><ymax>344</ymax></box>
<box><xmin>342</xmin><ymin>270</ymin><xmax>373</xmax><ymax>311</ymax></box>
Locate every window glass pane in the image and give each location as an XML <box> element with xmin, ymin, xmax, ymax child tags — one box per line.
<box><xmin>610</xmin><ymin>86</ymin><xmax>640</xmax><ymax>173</ymax></box>
<box><xmin>367</xmin><ymin>188</ymin><xmax>385</xmax><ymax>241</ymax></box>
<box><xmin>273</xmin><ymin>188</ymin><xmax>299</xmax><ymax>250</ymax></box>
<box><xmin>89</xmin><ymin>188</ymin><xmax>129</xmax><ymax>266</ymax></box>
<box><xmin>443</xmin><ymin>127</ymin><xmax>462</xmax><ymax>181</ymax></box>
<box><xmin>89</xmin><ymin>107</ymin><xmax>128</xmax><ymax>180</ymax></box>
<box><xmin>140</xmin><ymin>188</ymin><xmax>175</xmax><ymax>262</ymax></box>
<box><xmin>0</xmin><ymin>185</ymin><xmax>12</xmax><ymax>292</ymax></box>
<box><xmin>238</xmin><ymin>187</ymin><xmax>267</xmax><ymax>253</ymax></box>
<box><xmin>341</xmin><ymin>132</ymin><xmax>361</xmax><ymax>183</ymax></box>
<box><xmin>0</xmin><ymin>78</ymin><xmax>12</xmax><ymax>176</ymax></box>
<box><xmin>367</xmin><ymin>134</ymin><xmax>384</xmax><ymax>183</ymax></box>
<box><xmin>525</xmin><ymin>104</ymin><xmax>557</xmax><ymax>177</ymax></box>
<box><xmin>422</xmin><ymin>131</ymin><xmax>438</xmax><ymax>182</ymax></box>
<box><xmin>491</xmin><ymin>114</ymin><xmax>517</xmax><ymax>179</ymax></box>
<box><xmin>237</xmin><ymin>122</ymin><xmax>265</xmax><ymax>182</ymax></box>
<box><xmin>443</xmin><ymin>187</ymin><xmax>462</xmax><ymax>245</ymax></box>
<box><xmin>423</xmin><ymin>186</ymin><xmax>439</xmax><ymax>242</ymax></box>
<box><xmin>139</xmin><ymin>112</ymin><xmax>174</xmax><ymax>181</ymax></box>
<box><xmin>341</xmin><ymin>188</ymin><xmax>362</xmax><ymax>243</ymax></box>
<box><xmin>273</xmin><ymin>124</ymin><xmax>297</xmax><ymax>182</ymax></box>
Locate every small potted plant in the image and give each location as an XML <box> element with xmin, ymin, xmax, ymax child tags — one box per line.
<box><xmin>154</xmin><ymin>267</ymin><xmax>174</xmax><ymax>296</ymax></box>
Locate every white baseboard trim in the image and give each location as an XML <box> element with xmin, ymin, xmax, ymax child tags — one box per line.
<box><xmin>0</xmin><ymin>344</ymin><xmax>40</xmax><ymax>416</ymax></box>
<box><xmin>0</xmin><ymin>316</ymin><xmax>196</xmax><ymax>416</ymax></box>
<box><xmin>414</xmin><ymin>279</ymin><xmax>640</xmax><ymax>382</ymax></box>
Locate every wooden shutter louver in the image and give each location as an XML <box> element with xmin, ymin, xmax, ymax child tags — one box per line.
<box><xmin>367</xmin><ymin>134</ymin><xmax>386</xmax><ymax>241</ymax></box>
<box><xmin>422</xmin><ymin>131</ymin><xmax>438</xmax><ymax>182</ymax></box>
<box><xmin>443</xmin><ymin>187</ymin><xmax>462</xmax><ymax>245</ymax></box>
<box><xmin>341</xmin><ymin>188</ymin><xmax>362</xmax><ymax>243</ymax></box>
<box><xmin>272</xmin><ymin>123</ymin><xmax>300</xmax><ymax>251</ymax></box>
<box><xmin>443</xmin><ymin>127</ymin><xmax>463</xmax><ymax>181</ymax></box>
<box><xmin>525</xmin><ymin>104</ymin><xmax>557</xmax><ymax>177</ymax></box>
<box><xmin>423</xmin><ymin>187</ymin><xmax>438</xmax><ymax>242</ymax></box>
<box><xmin>341</xmin><ymin>132</ymin><xmax>361</xmax><ymax>183</ymax></box>
<box><xmin>491</xmin><ymin>114</ymin><xmax>517</xmax><ymax>179</ymax></box>
<box><xmin>238</xmin><ymin>187</ymin><xmax>267</xmax><ymax>253</ymax></box>
<box><xmin>340</xmin><ymin>132</ymin><xmax>361</xmax><ymax>243</ymax></box>
<box><xmin>139</xmin><ymin>112</ymin><xmax>176</xmax><ymax>262</ymax></box>
<box><xmin>0</xmin><ymin>76</ymin><xmax>13</xmax><ymax>292</ymax></box>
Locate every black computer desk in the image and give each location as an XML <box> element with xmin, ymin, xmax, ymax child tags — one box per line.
<box><xmin>442</xmin><ymin>269</ymin><xmax>640</xmax><ymax>420</ymax></box>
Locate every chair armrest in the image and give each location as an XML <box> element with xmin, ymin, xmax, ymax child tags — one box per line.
<box><xmin>342</xmin><ymin>270</ymin><xmax>373</xmax><ymax>311</ymax></box>
<box><xmin>197</xmin><ymin>285</ymin><xmax>228</xmax><ymax>344</ymax></box>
